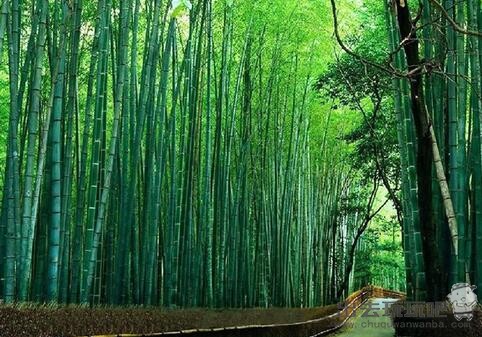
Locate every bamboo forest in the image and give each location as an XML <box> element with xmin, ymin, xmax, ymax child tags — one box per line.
<box><xmin>0</xmin><ymin>0</ymin><xmax>482</xmax><ymax>336</ymax></box>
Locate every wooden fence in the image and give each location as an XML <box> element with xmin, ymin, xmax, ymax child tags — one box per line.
<box><xmin>80</xmin><ymin>286</ymin><xmax>405</xmax><ymax>337</ymax></box>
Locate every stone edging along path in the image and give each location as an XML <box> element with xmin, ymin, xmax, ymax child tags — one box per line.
<box><xmin>79</xmin><ymin>287</ymin><xmax>405</xmax><ymax>337</ymax></box>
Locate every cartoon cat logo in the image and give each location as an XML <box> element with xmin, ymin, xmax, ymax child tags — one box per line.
<box><xmin>447</xmin><ymin>283</ymin><xmax>478</xmax><ymax>321</ymax></box>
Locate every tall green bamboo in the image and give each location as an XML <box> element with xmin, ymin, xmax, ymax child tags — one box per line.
<box><xmin>3</xmin><ymin>0</ymin><xmax>21</xmax><ymax>303</ymax></box>
<box><xmin>18</xmin><ymin>0</ymin><xmax>48</xmax><ymax>301</ymax></box>
<box><xmin>0</xmin><ymin>0</ymin><xmax>371</xmax><ymax>307</ymax></box>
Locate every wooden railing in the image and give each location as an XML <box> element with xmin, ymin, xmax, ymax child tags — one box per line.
<box><xmin>80</xmin><ymin>286</ymin><xmax>405</xmax><ymax>337</ymax></box>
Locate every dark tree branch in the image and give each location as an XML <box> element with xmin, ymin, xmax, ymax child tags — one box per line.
<box><xmin>336</xmin><ymin>175</ymin><xmax>387</xmax><ymax>299</ymax></box>
<box><xmin>335</xmin><ymin>60</ymin><xmax>404</xmax><ymax>225</ymax></box>
<box><xmin>329</xmin><ymin>0</ymin><xmax>405</xmax><ymax>77</ymax></box>
<box><xmin>428</xmin><ymin>0</ymin><xmax>482</xmax><ymax>37</ymax></box>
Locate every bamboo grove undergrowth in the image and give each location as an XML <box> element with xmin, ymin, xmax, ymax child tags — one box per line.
<box><xmin>0</xmin><ymin>0</ymin><xmax>380</xmax><ymax>307</ymax></box>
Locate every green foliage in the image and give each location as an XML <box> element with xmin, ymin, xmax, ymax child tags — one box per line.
<box><xmin>0</xmin><ymin>0</ymin><xmax>370</xmax><ymax>308</ymax></box>
<box><xmin>5</xmin><ymin>0</ymin><xmax>472</xmax><ymax>309</ymax></box>
<box><xmin>354</xmin><ymin>218</ymin><xmax>405</xmax><ymax>292</ymax></box>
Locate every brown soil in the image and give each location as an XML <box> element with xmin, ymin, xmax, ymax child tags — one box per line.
<box><xmin>390</xmin><ymin>301</ymin><xmax>482</xmax><ymax>337</ymax></box>
<box><xmin>0</xmin><ymin>303</ymin><xmax>338</xmax><ymax>337</ymax></box>
<box><xmin>0</xmin><ymin>286</ymin><xmax>401</xmax><ymax>337</ymax></box>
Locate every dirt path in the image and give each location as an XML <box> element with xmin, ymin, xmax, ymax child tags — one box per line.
<box><xmin>335</xmin><ymin>298</ymin><xmax>398</xmax><ymax>337</ymax></box>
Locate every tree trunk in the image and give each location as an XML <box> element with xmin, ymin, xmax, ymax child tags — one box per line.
<box><xmin>395</xmin><ymin>0</ymin><xmax>459</xmax><ymax>300</ymax></box>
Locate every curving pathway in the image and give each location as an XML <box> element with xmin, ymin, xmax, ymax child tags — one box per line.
<box><xmin>334</xmin><ymin>298</ymin><xmax>399</xmax><ymax>337</ymax></box>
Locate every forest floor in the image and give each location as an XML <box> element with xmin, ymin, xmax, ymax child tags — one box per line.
<box><xmin>0</xmin><ymin>303</ymin><xmax>339</xmax><ymax>337</ymax></box>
